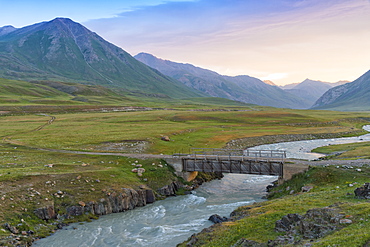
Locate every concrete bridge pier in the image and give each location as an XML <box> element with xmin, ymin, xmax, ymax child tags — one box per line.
<box><xmin>281</xmin><ymin>162</ymin><xmax>309</xmax><ymax>181</ymax></box>
<box><xmin>164</xmin><ymin>157</ymin><xmax>198</xmax><ymax>182</ymax></box>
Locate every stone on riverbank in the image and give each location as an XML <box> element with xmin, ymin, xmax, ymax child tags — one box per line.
<box><xmin>63</xmin><ymin>188</ymin><xmax>157</xmax><ymax>217</ymax></box>
<box><xmin>157</xmin><ymin>181</ymin><xmax>182</xmax><ymax>196</ymax></box>
<box><xmin>208</xmin><ymin>214</ymin><xmax>229</xmax><ymax>224</ymax></box>
<box><xmin>34</xmin><ymin>205</ymin><xmax>57</xmax><ymax>220</ymax></box>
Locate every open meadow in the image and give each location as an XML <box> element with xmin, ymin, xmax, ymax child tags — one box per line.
<box><xmin>0</xmin><ymin>101</ymin><xmax>369</xmax><ymax>245</ymax></box>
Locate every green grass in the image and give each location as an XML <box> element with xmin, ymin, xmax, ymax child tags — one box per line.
<box><xmin>0</xmin><ymin>97</ymin><xmax>369</xmax><ymax>245</ymax></box>
<box><xmin>1</xmin><ymin>108</ymin><xmax>368</xmax><ymax>155</ymax></box>
<box><xmin>0</xmin><ymin>78</ymin><xmax>135</xmax><ymax>105</ymax></box>
<box><xmin>178</xmin><ymin>166</ymin><xmax>370</xmax><ymax>246</ymax></box>
<box><xmin>0</xmin><ymin>142</ymin><xmax>178</xmax><ymax>243</ymax></box>
<box><xmin>313</xmin><ymin>142</ymin><xmax>370</xmax><ymax>159</ymax></box>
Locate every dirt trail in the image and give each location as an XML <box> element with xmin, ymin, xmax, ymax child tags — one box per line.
<box><xmin>38</xmin><ymin>148</ymin><xmax>173</xmax><ymax>159</ymax></box>
<box><xmin>288</xmin><ymin>158</ymin><xmax>370</xmax><ymax>167</ymax></box>
<box><xmin>2</xmin><ymin>114</ymin><xmax>56</xmax><ymax>144</ymax></box>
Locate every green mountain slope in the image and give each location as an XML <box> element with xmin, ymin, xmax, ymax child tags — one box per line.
<box><xmin>312</xmin><ymin>70</ymin><xmax>370</xmax><ymax>111</ymax></box>
<box><xmin>0</xmin><ymin>78</ymin><xmax>131</xmax><ymax>105</ymax></box>
<box><xmin>135</xmin><ymin>52</ymin><xmax>311</xmax><ymax>109</ymax></box>
<box><xmin>0</xmin><ymin>18</ymin><xmax>203</xmax><ymax>99</ymax></box>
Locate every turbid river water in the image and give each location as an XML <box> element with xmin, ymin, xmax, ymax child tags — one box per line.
<box><xmin>34</xmin><ymin>174</ymin><xmax>276</xmax><ymax>247</ymax></box>
<box><xmin>248</xmin><ymin>125</ymin><xmax>370</xmax><ymax>160</ymax></box>
<box><xmin>34</xmin><ymin>125</ymin><xmax>370</xmax><ymax>247</ymax></box>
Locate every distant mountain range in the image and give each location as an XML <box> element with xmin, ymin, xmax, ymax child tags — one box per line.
<box><xmin>135</xmin><ymin>53</ymin><xmax>311</xmax><ymax>109</ymax></box>
<box><xmin>280</xmin><ymin>79</ymin><xmax>348</xmax><ymax>108</ymax></box>
<box><xmin>0</xmin><ymin>18</ymin><xmax>203</xmax><ymax>99</ymax></box>
<box><xmin>0</xmin><ymin>18</ymin><xmax>368</xmax><ymax>110</ymax></box>
<box><xmin>312</xmin><ymin>70</ymin><xmax>370</xmax><ymax>111</ymax></box>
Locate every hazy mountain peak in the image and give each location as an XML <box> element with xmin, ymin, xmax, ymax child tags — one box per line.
<box><xmin>281</xmin><ymin>78</ymin><xmax>334</xmax><ymax>108</ymax></box>
<box><xmin>0</xmin><ymin>25</ymin><xmax>17</xmax><ymax>36</ymax></box>
<box><xmin>263</xmin><ymin>80</ymin><xmax>276</xmax><ymax>86</ymax></box>
<box><xmin>136</xmin><ymin>52</ymin><xmax>312</xmax><ymax>109</ymax></box>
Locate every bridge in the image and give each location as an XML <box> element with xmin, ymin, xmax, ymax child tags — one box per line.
<box><xmin>169</xmin><ymin>148</ymin><xmax>286</xmax><ymax>180</ymax></box>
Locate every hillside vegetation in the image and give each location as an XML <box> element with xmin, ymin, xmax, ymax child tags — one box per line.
<box><xmin>0</xmin><ymin>78</ymin><xmax>133</xmax><ymax>105</ymax></box>
<box><xmin>0</xmin><ymin>18</ymin><xmax>203</xmax><ymax>99</ymax></box>
<box><xmin>178</xmin><ymin>165</ymin><xmax>370</xmax><ymax>246</ymax></box>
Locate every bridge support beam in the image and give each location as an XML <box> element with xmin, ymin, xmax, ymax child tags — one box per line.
<box><xmin>182</xmin><ymin>157</ymin><xmax>283</xmax><ymax>177</ymax></box>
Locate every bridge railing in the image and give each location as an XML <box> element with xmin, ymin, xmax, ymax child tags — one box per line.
<box><xmin>173</xmin><ymin>148</ymin><xmax>286</xmax><ymax>161</ymax></box>
<box><xmin>244</xmin><ymin>149</ymin><xmax>286</xmax><ymax>160</ymax></box>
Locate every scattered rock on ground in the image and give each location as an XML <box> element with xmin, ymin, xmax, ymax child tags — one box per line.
<box><xmin>161</xmin><ymin>136</ymin><xmax>170</xmax><ymax>141</ymax></box>
<box><xmin>354</xmin><ymin>183</ymin><xmax>370</xmax><ymax>199</ymax></box>
<box><xmin>232</xmin><ymin>238</ymin><xmax>267</xmax><ymax>247</ymax></box>
<box><xmin>275</xmin><ymin>207</ymin><xmax>345</xmax><ymax>240</ymax></box>
<box><xmin>301</xmin><ymin>186</ymin><xmax>313</xmax><ymax>193</ymax></box>
<box><xmin>3</xmin><ymin>223</ymin><xmax>18</xmax><ymax>234</ymax></box>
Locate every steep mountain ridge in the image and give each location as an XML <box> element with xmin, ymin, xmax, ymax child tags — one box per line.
<box><xmin>312</xmin><ymin>70</ymin><xmax>370</xmax><ymax>111</ymax></box>
<box><xmin>0</xmin><ymin>18</ymin><xmax>203</xmax><ymax>99</ymax></box>
<box><xmin>135</xmin><ymin>52</ymin><xmax>311</xmax><ymax>109</ymax></box>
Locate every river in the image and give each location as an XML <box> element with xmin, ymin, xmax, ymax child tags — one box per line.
<box><xmin>34</xmin><ymin>125</ymin><xmax>370</xmax><ymax>247</ymax></box>
<box><xmin>33</xmin><ymin>174</ymin><xmax>276</xmax><ymax>247</ymax></box>
<box><xmin>248</xmin><ymin>125</ymin><xmax>370</xmax><ymax>160</ymax></box>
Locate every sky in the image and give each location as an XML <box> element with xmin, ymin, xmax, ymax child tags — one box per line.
<box><xmin>0</xmin><ymin>0</ymin><xmax>369</xmax><ymax>85</ymax></box>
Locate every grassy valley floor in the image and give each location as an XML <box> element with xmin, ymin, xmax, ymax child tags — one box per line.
<box><xmin>0</xmin><ymin>103</ymin><xmax>369</xmax><ymax>246</ymax></box>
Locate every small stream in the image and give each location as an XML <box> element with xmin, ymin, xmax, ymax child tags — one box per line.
<box><xmin>34</xmin><ymin>125</ymin><xmax>370</xmax><ymax>247</ymax></box>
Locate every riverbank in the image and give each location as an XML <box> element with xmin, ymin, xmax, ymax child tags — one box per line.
<box><xmin>178</xmin><ymin>164</ymin><xmax>370</xmax><ymax>246</ymax></box>
<box><xmin>1</xmin><ymin>112</ymin><xmax>368</xmax><ymax>246</ymax></box>
<box><xmin>0</xmin><ymin>141</ymin><xmax>367</xmax><ymax>246</ymax></box>
<box><xmin>225</xmin><ymin>129</ymin><xmax>367</xmax><ymax>150</ymax></box>
<box><xmin>0</xmin><ymin>147</ymin><xmax>221</xmax><ymax>247</ymax></box>
<box><xmin>32</xmin><ymin>173</ymin><xmax>271</xmax><ymax>247</ymax></box>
